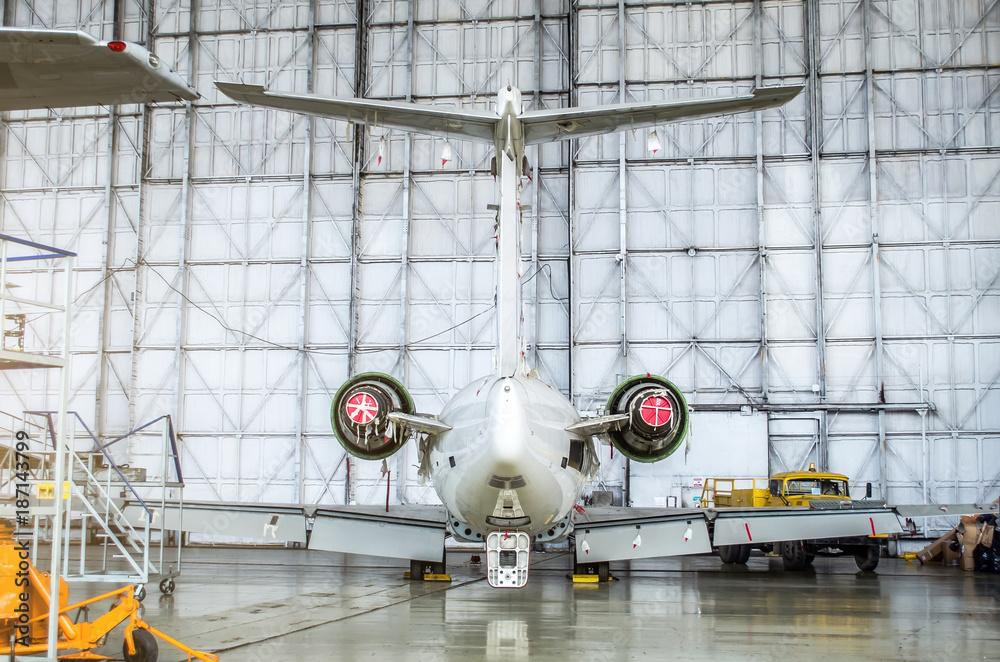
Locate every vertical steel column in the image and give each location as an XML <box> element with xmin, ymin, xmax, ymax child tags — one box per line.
<box><xmin>172</xmin><ymin>0</ymin><xmax>199</xmax><ymax>490</ymax></box>
<box><xmin>754</xmin><ymin>0</ymin><xmax>772</xmax><ymax>470</ymax></box>
<box><xmin>346</xmin><ymin>0</ymin><xmax>370</xmax><ymax>503</ymax></box>
<box><xmin>530</xmin><ymin>3</ymin><xmax>542</xmax><ymax>368</ymax></box>
<box><xmin>47</xmin><ymin>256</ymin><xmax>74</xmax><ymax>657</ymax></box>
<box><xmin>129</xmin><ymin>3</ymin><xmax>155</xmax><ymax>434</ymax></box>
<box><xmin>395</xmin><ymin>2</ymin><xmax>416</xmax><ymax>505</ymax></box>
<box><xmin>0</xmin><ymin>0</ymin><xmax>12</xmax><ymax>234</ymax></box>
<box><xmin>617</xmin><ymin>0</ymin><xmax>628</xmax><ymax>367</ymax></box>
<box><xmin>804</xmin><ymin>0</ymin><xmax>829</xmax><ymax>469</ymax></box>
<box><xmin>862</xmin><ymin>0</ymin><xmax>887</xmax><ymax>498</ymax></box>
<box><xmin>294</xmin><ymin>0</ymin><xmax>317</xmax><ymax>503</ymax></box>
<box><xmin>617</xmin><ymin>0</ymin><xmax>631</xmax><ymax>505</ymax></box>
<box><xmin>567</xmin><ymin>2</ymin><xmax>578</xmax><ymax>403</ymax></box>
<box><xmin>95</xmin><ymin>0</ymin><xmax>125</xmax><ymax>452</ymax></box>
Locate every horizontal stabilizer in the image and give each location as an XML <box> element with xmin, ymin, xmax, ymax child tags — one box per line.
<box><xmin>521</xmin><ymin>85</ymin><xmax>803</xmax><ymax>145</ymax></box>
<box><xmin>215</xmin><ymin>82</ymin><xmax>498</xmax><ymax>143</ymax></box>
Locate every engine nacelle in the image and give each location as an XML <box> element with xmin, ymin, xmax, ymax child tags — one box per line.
<box><xmin>605</xmin><ymin>374</ymin><xmax>689</xmax><ymax>463</ymax></box>
<box><xmin>330</xmin><ymin>373</ymin><xmax>414</xmax><ymax>460</ymax></box>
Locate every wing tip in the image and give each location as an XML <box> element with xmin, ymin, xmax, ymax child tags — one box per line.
<box><xmin>752</xmin><ymin>83</ymin><xmax>806</xmax><ymax>104</ymax></box>
<box><xmin>215</xmin><ymin>81</ymin><xmax>266</xmax><ymax>103</ymax></box>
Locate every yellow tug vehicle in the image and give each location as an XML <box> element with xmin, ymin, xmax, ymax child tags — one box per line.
<box><xmin>701</xmin><ymin>465</ymin><xmax>889</xmax><ymax>571</ymax></box>
<box><xmin>0</xmin><ymin>522</ymin><xmax>217</xmax><ymax>661</ymax></box>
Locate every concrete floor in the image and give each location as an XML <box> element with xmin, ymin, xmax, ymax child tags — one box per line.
<box><xmin>49</xmin><ymin>547</ymin><xmax>1000</xmax><ymax>661</ymax></box>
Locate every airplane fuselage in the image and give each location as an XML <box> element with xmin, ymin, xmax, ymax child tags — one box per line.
<box><xmin>428</xmin><ymin>374</ymin><xmax>594</xmax><ymax>540</ymax></box>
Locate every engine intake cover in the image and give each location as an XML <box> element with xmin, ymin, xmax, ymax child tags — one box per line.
<box><xmin>605</xmin><ymin>374</ymin><xmax>689</xmax><ymax>462</ymax></box>
<box><xmin>331</xmin><ymin>373</ymin><xmax>414</xmax><ymax>460</ymax></box>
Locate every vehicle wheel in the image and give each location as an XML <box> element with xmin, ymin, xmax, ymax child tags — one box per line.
<box><xmin>781</xmin><ymin>541</ymin><xmax>809</xmax><ymax>571</ymax></box>
<box><xmin>159</xmin><ymin>577</ymin><xmax>175</xmax><ymax>595</ymax></box>
<box><xmin>597</xmin><ymin>562</ymin><xmax>610</xmax><ymax>583</ymax></box>
<box><xmin>123</xmin><ymin>628</ymin><xmax>158</xmax><ymax>662</ymax></box>
<box><xmin>720</xmin><ymin>545</ymin><xmax>751</xmax><ymax>564</ymax></box>
<box><xmin>855</xmin><ymin>545</ymin><xmax>880</xmax><ymax>572</ymax></box>
<box><xmin>804</xmin><ymin>554</ymin><xmax>816</xmax><ymax>566</ymax></box>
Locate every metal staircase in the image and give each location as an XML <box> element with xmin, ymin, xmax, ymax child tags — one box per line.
<box><xmin>7</xmin><ymin>411</ymin><xmax>185</xmax><ymax>587</ymax></box>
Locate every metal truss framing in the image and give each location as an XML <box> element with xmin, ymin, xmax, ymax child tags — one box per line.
<box><xmin>0</xmin><ymin>0</ymin><xmax>997</xmax><ymax>525</ymax></box>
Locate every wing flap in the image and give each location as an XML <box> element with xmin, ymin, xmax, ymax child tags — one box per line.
<box><xmin>573</xmin><ymin>510</ymin><xmax>712</xmax><ymax>562</ymax></box>
<box><xmin>310</xmin><ymin>506</ymin><xmax>448</xmax><ymax>561</ymax></box>
<box><xmin>711</xmin><ymin>508</ymin><xmax>903</xmax><ymax>546</ymax></box>
<box><xmin>522</xmin><ymin>85</ymin><xmax>803</xmax><ymax>145</ymax></box>
<box><xmin>216</xmin><ymin>82</ymin><xmax>498</xmax><ymax>143</ymax></box>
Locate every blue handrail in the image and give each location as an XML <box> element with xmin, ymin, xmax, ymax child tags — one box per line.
<box><xmin>22</xmin><ymin>412</ymin><xmax>184</xmax><ymax>517</ymax></box>
<box><xmin>0</xmin><ymin>233</ymin><xmax>77</xmax><ymax>259</ymax></box>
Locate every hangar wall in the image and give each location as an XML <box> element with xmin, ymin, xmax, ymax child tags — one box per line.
<box><xmin>0</xmin><ymin>0</ymin><xmax>998</xmax><ymax>524</ymax></box>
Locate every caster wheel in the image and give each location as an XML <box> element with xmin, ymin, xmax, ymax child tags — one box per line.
<box><xmin>123</xmin><ymin>628</ymin><xmax>158</xmax><ymax>662</ymax></box>
<box><xmin>134</xmin><ymin>585</ymin><xmax>146</xmax><ymax>602</ymax></box>
<box><xmin>159</xmin><ymin>577</ymin><xmax>176</xmax><ymax>594</ymax></box>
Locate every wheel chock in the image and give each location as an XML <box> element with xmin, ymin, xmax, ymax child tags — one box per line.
<box><xmin>570</xmin><ymin>574</ymin><xmax>613</xmax><ymax>583</ymax></box>
<box><xmin>403</xmin><ymin>572</ymin><xmax>452</xmax><ymax>581</ymax></box>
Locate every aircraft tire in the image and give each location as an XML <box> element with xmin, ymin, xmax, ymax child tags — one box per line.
<box><xmin>781</xmin><ymin>541</ymin><xmax>809</xmax><ymax>571</ymax></box>
<box><xmin>719</xmin><ymin>544</ymin><xmax>751</xmax><ymax>564</ymax></box>
<box><xmin>854</xmin><ymin>545</ymin><xmax>880</xmax><ymax>572</ymax></box>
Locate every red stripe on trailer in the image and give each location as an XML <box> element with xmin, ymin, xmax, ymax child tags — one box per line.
<box><xmin>744</xmin><ymin>522</ymin><xmax>753</xmax><ymax>541</ymax></box>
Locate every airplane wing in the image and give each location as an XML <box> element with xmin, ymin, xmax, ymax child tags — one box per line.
<box><xmin>124</xmin><ymin>500</ymin><xmax>450</xmax><ymax>562</ymax></box>
<box><xmin>571</xmin><ymin>500</ymin><xmax>1000</xmax><ymax>563</ymax></box>
<box><xmin>520</xmin><ymin>85</ymin><xmax>803</xmax><ymax>145</ymax></box>
<box><xmin>0</xmin><ymin>27</ymin><xmax>199</xmax><ymax>111</ymax></box>
<box><xmin>571</xmin><ymin>505</ymin><xmax>902</xmax><ymax>563</ymax></box>
<box><xmin>215</xmin><ymin>82</ymin><xmax>498</xmax><ymax>143</ymax></box>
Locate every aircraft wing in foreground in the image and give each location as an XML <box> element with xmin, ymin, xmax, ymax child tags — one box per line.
<box><xmin>0</xmin><ymin>27</ymin><xmax>198</xmax><ymax>111</ymax></box>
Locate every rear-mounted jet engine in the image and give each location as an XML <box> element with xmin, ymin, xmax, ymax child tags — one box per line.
<box><xmin>331</xmin><ymin>373</ymin><xmax>415</xmax><ymax>460</ymax></box>
<box><xmin>605</xmin><ymin>374</ymin><xmax>689</xmax><ymax>462</ymax></box>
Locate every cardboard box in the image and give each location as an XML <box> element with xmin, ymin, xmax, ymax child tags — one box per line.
<box><xmin>917</xmin><ymin>527</ymin><xmax>961</xmax><ymax>564</ymax></box>
<box><xmin>981</xmin><ymin>524</ymin><xmax>995</xmax><ymax>549</ymax></box>
<box><xmin>942</xmin><ymin>541</ymin><xmax>962</xmax><ymax>566</ymax></box>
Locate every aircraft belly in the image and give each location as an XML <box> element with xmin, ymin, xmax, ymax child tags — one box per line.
<box><xmin>428</xmin><ymin>375</ymin><xmax>591</xmax><ymax>539</ymax></box>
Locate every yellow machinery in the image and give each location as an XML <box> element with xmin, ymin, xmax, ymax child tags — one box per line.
<box><xmin>701</xmin><ymin>466</ymin><xmax>855</xmax><ymax>508</ymax></box>
<box><xmin>700</xmin><ymin>465</ymin><xmax>889</xmax><ymax>571</ymax></box>
<box><xmin>0</xmin><ymin>522</ymin><xmax>217</xmax><ymax>661</ymax></box>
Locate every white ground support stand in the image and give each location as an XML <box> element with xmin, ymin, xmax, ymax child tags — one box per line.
<box><xmin>486</xmin><ymin>530</ymin><xmax>530</xmax><ymax>588</ymax></box>
<box><xmin>0</xmin><ymin>234</ymin><xmax>75</xmax><ymax>659</ymax></box>
<box><xmin>17</xmin><ymin>412</ymin><xmax>185</xmax><ymax>595</ymax></box>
